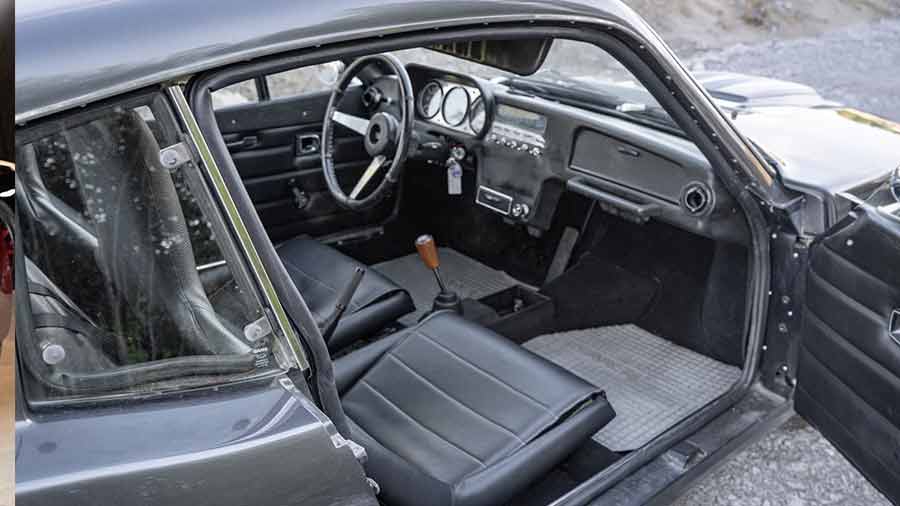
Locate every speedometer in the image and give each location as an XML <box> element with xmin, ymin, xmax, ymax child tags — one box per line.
<box><xmin>469</xmin><ymin>97</ymin><xmax>485</xmax><ymax>134</ymax></box>
<box><xmin>442</xmin><ymin>87</ymin><xmax>470</xmax><ymax>127</ymax></box>
<box><xmin>418</xmin><ymin>81</ymin><xmax>443</xmax><ymax>119</ymax></box>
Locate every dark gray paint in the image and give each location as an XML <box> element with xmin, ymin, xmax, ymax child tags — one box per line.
<box><xmin>17</xmin><ymin>0</ymin><xmax>899</xmax><ymax>205</ymax></box>
<box><xmin>16</xmin><ymin>374</ymin><xmax>377</xmax><ymax>506</ymax></box>
<box><xmin>696</xmin><ymin>72</ymin><xmax>900</xmax><ymax>206</ymax></box>
<box><xmin>733</xmin><ymin>108</ymin><xmax>900</xmax><ymax>197</ymax></box>
<box><xmin>15</xmin><ymin>0</ymin><xmax>649</xmax><ymax>123</ymax></box>
<box><xmin>697</xmin><ymin>71</ymin><xmax>900</xmax><ymax>229</ymax></box>
<box><xmin>13</xmin><ymin>1</ymin><xmax>900</xmax><ymax>504</ymax></box>
<box><xmin>693</xmin><ymin>71</ymin><xmax>900</xmax><ymax>203</ymax></box>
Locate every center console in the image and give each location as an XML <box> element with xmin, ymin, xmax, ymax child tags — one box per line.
<box><xmin>487</xmin><ymin>104</ymin><xmax>547</xmax><ymax>158</ymax></box>
<box><xmin>476</xmin><ymin>104</ymin><xmax>549</xmax><ymax>224</ymax></box>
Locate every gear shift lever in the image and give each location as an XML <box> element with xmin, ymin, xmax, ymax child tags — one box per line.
<box><xmin>415</xmin><ymin>235</ymin><xmax>462</xmax><ymax>314</ymax></box>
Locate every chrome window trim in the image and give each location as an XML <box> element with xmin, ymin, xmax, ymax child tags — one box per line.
<box><xmin>166</xmin><ymin>85</ymin><xmax>309</xmax><ymax>371</ymax></box>
<box><xmin>196</xmin><ymin>259</ymin><xmax>228</xmax><ymax>272</ymax></box>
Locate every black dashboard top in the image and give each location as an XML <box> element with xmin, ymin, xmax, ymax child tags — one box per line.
<box><xmin>404</xmin><ymin>64</ymin><xmax>748</xmax><ymax>244</ymax></box>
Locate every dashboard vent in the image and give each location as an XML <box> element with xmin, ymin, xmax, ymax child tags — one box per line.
<box><xmin>681</xmin><ymin>183</ymin><xmax>713</xmax><ymax>215</ymax></box>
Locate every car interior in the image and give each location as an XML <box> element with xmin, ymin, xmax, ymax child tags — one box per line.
<box><xmin>200</xmin><ymin>39</ymin><xmax>753</xmax><ymax>505</ymax></box>
<box><xmin>15</xmin><ymin>37</ymin><xmax>754</xmax><ymax>506</ymax></box>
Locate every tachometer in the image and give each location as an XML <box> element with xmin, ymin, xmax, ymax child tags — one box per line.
<box><xmin>442</xmin><ymin>87</ymin><xmax>470</xmax><ymax>126</ymax></box>
<box><xmin>469</xmin><ymin>96</ymin><xmax>485</xmax><ymax>134</ymax></box>
<box><xmin>418</xmin><ymin>81</ymin><xmax>443</xmax><ymax>119</ymax></box>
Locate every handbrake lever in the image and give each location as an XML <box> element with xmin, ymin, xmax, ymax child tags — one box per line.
<box><xmin>319</xmin><ymin>266</ymin><xmax>366</xmax><ymax>342</ymax></box>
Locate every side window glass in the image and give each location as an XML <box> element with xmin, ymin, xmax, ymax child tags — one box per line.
<box><xmin>266</xmin><ymin>61</ymin><xmax>351</xmax><ymax>99</ymax></box>
<box><xmin>17</xmin><ymin>96</ymin><xmax>275</xmax><ymax>402</ymax></box>
<box><xmin>212</xmin><ymin>80</ymin><xmax>259</xmax><ymax>109</ymax></box>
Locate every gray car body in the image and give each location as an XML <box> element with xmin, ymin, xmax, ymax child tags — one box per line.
<box><xmin>16</xmin><ymin>0</ymin><xmax>900</xmax><ymax>210</ymax></box>
<box><xmin>14</xmin><ymin>1</ymin><xmax>900</xmax><ymax>505</ymax></box>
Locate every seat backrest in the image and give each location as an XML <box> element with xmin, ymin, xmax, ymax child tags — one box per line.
<box><xmin>19</xmin><ymin>110</ymin><xmax>249</xmax><ymax>357</ymax></box>
<box><xmin>65</xmin><ymin>111</ymin><xmax>249</xmax><ymax>355</ymax></box>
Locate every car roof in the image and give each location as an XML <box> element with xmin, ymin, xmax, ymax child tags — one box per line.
<box><xmin>15</xmin><ymin>0</ymin><xmax>654</xmax><ymax>123</ymax></box>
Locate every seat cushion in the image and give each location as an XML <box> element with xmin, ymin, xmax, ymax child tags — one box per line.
<box><xmin>277</xmin><ymin>237</ymin><xmax>414</xmax><ymax>351</ymax></box>
<box><xmin>339</xmin><ymin>312</ymin><xmax>616</xmax><ymax>506</ymax></box>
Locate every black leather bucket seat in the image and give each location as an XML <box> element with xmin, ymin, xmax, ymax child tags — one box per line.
<box><xmin>334</xmin><ymin>311</ymin><xmax>616</xmax><ymax>506</ymax></box>
<box><xmin>276</xmin><ymin>237</ymin><xmax>414</xmax><ymax>351</ymax></box>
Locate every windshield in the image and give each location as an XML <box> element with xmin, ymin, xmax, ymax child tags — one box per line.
<box><xmin>506</xmin><ymin>40</ymin><xmax>679</xmax><ymax>133</ymax></box>
<box><xmin>17</xmin><ymin>95</ymin><xmax>276</xmax><ymax>402</ymax></box>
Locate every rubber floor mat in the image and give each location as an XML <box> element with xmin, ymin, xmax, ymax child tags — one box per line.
<box><xmin>524</xmin><ymin>324</ymin><xmax>741</xmax><ymax>452</ymax></box>
<box><xmin>372</xmin><ymin>248</ymin><xmax>519</xmax><ymax>325</ymax></box>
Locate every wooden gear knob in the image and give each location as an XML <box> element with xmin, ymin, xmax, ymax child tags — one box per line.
<box><xmin>415</xmin><ymin>234</ymin><xmax>440</xmax><ymax>270</ymax></box>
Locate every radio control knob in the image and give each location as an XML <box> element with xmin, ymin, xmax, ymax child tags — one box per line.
<box><xmin>511</xmin><ymin>203</ymin><xmax>530</xmax><ymax>219</ymax></box>
<box><xmin>506</xmin><ymin>140</ymin><xmax>517</xmax><ymax>148</ymax></box>
<box><xmin>530</xmin><ymin>147</ymin><xmax>542</xmax><ymax>157</ymax></box>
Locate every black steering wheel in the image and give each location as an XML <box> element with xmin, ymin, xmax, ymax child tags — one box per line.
<box><xmin>321</xmin><ymin>54</ymin><xmax>414</xmax><ymax>211</ymax></box>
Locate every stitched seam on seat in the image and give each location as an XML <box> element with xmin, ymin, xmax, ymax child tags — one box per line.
<box><xmin>388</xmin><ymin>354</ymin><xmax>526</xmax><ymax>444</ymax></box>
<box><xmin>347</xmin><ymin>418</ymin><xmax>454</xmax><ymax>493</ymax></box>
<box><xmin>281</xmin><ymin>257</ymin><xmax>338</xmax><ymax>294</ymax></box>
<box><xmin>358</xmin><ymin>380</ymin><xmax>487</xmax><ymax>469</ymax></box>
<box><xmin>280</xmin><ymin>257</ymin><xmax>362</xmax><ymax>312</ymax></box>
<box><xmin>415</xmin><ymin>330</ymin><xmax>553</xmax><ymax>412</ymax></box>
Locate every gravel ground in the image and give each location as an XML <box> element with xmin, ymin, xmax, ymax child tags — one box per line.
<box><xmin>673</xmin><ymin>417</ymin><xmax>892</xmax><ymax>506</ymax></box>
<box><xmin>683</xmin><ymin>18</ymin><xmax>900</xmax><ymax>121</ymax></box>
<box><xmin>671</xmin><ymin>18</ymin><xmax>900</xmax><ymax>506</ymax></box>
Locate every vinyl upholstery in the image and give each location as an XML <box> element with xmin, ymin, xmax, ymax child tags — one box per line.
<box><xmin>277</xmin><ymin>236</ymin><xmax>414</xmax><ymax>351</ymax></box>
<box><xmin>796</xmin><ymin>209</ymin><xmax>900</xmax><ymax>503</ymax></box>
<box><xmin>337</xmin><ymin>311</ymin><xmax>616</xmax><ymax>506</ymax></box>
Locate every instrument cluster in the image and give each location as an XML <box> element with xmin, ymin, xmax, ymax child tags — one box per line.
<box><xmin>416</xmin><ymin>79</ymin><xmax>486</xmax><ymax>136</ymax></box>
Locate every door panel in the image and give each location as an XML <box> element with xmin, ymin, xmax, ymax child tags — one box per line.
<box><xmin>796</xmin><ymin>207</ymin><xmax>900</xmax><ymax>503</ymax></box>
<box><xmin>215</xmin><ymin>88</ymin><xmax>395</xmax><ymax>243</ymax></box>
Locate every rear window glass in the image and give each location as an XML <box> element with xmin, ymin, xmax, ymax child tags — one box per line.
<box><xmin>212</xmin><ymin>80</ymin><xmax>259</xmax><ymax>109</ymax></box>
<box><xmin>17</xmin><ymin>96</ymin><xmax>277</xmax><ymax>403</ymax></box>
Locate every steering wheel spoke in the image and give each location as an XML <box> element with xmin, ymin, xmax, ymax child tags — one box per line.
<box><xmin>349</xmin><ymin>155</ymin><xmax>388</xmax><ymax>200</ymax></box>
<box><xmin>332</xmin><ymin>111</ymin><xmax>370</xmax><ymax>136</ymax></box>
<box><xmin>321</xmin><ymin>53</ymin><xmax>413</xmax><ymax>210</ymax></box>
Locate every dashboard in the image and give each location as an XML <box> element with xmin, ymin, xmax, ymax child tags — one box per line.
<box><xmin>404</xmin><ymin>64</ymin><xmax>748</xmax><ymax>244</ymax></box>
<box><xmin>416</xmin><ymin>79</ymin><xmax>486</xmax><ymax>135</ymax></box>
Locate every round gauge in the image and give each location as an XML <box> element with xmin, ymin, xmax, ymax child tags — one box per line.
<box><xmin>469</xmin><ymin>97</ymin><xmax>486</xmax><ymax>133</ymax></box>
<box><xmin>418</xmin><ymin>81</ymin><xmax>443</xmax><ymax>119</ymax></box>
<box><xmin>442</xmin><ymin>87</ymin><xmax>470</xmax><ymax>126</ymax></box>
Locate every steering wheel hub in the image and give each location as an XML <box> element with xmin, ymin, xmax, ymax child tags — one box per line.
<box><xmin>365</xmin><ymin>112</ymin><xmax>399</xmax><ymax>157</ymax></box>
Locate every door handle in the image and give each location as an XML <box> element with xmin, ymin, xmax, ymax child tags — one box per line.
<box><xmin>296</xmin><ymin>134</ymin><xmax>320</xmax><ymax>156</ymax></box>
<box><xmin>617</xmin><ymin>146</ymin><xmax>641</xmax><ymax>157</ymax></box>
<box><xmin>225</xmin><ymin>135</ymin><xmax>259</xmax><ymax>151</ymax></box>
